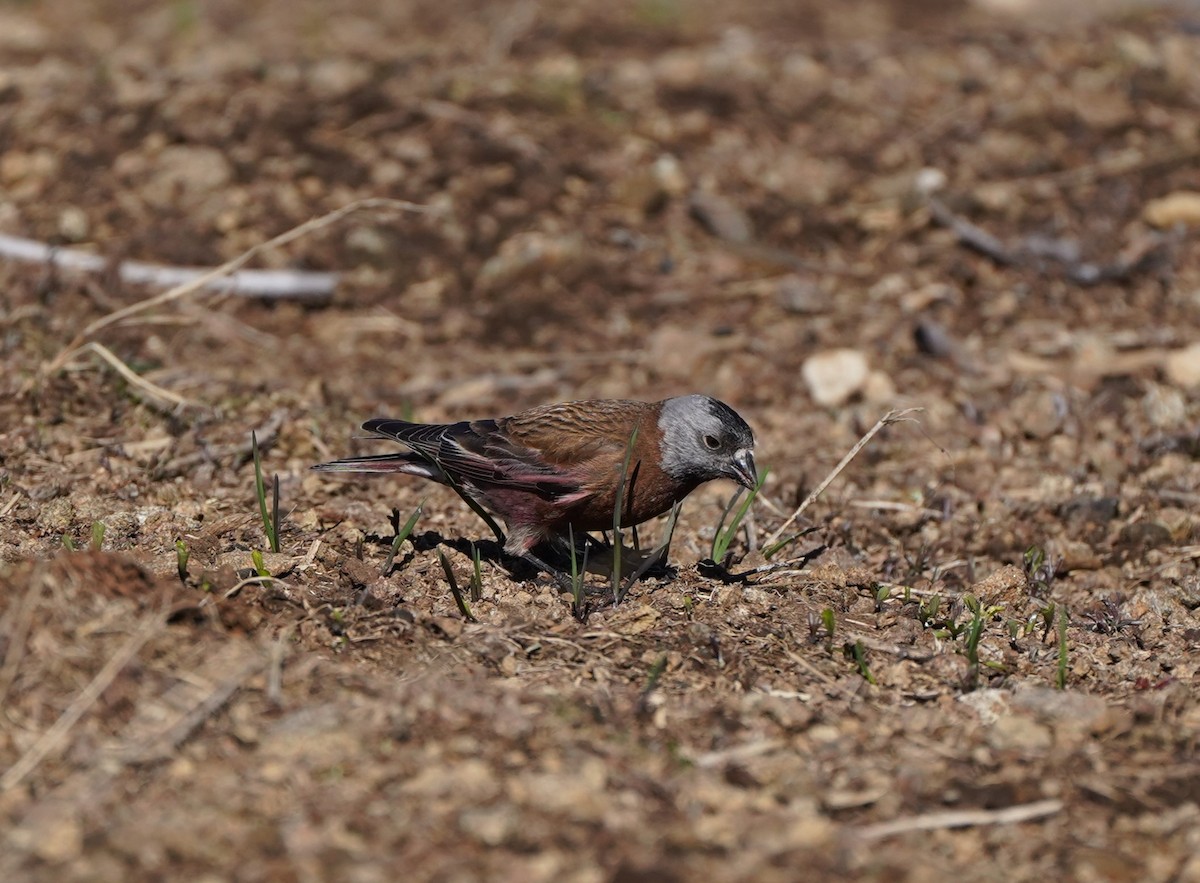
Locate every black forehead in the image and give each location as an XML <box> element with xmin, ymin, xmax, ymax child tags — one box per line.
<box><xmin>704</xmin><ymin>397</ymin><xmax>754</xmax><ymax>443</ymax></box>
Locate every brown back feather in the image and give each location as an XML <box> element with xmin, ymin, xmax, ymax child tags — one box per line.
<box><xmin>498</xmin><ymin>400</ymin><xmax>658</xmax><ymax>468</ymax></box>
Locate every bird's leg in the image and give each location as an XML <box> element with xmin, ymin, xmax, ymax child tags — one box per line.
<box><xmin>519</xmin><ymin>551</ymin><xmax>576</xmax><ymax>593</ymax></box>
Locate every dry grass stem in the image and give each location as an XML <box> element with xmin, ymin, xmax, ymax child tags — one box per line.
<box><xmin>764</xmin><ymin>408</ymin><xmax>922</xmax><ymax>549</ymax></box>
<box><xmin>61</xmin><ymin>341</ymin><xmax>195</xmax><ymax>410</ymax></box>
<box><xmin>0</xmin><ymin>610</ymin><xmax>163</xmax><ymax>792</ymax></box>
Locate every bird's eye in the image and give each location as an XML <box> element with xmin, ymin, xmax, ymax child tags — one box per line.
<box><xmin>703</xmin><ymin>434</ymin><xmax>720</xmax><ymax>450</ymax></box>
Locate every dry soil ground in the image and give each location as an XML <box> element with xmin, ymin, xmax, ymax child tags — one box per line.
<box><xmin>2</xmin><ymin>0</ymin><xmax>1200</xmax><ymax>880</ymax></box>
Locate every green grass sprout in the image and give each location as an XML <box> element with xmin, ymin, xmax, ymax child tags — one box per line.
<box><xmin>439</xmin><ymin>549</ymin><xmax>475</xmax><ymax>622</ymax></box>
<box><xmin>251</xmin><ymin>549</ymin><xmax>270</xmax><ymax>579</ymax></box>
<box><xmin>846</xmin><ymin>640</ymin><xmax>876</xmax><ymax>684</ymax></box>
<box><xmin>644</xmin><ymin>652</ymin><xmax>668</xmax><ymax>692</ymax></box>
<box><xmin>381</xmin><ymin>503</ymin><xmax>423</xmax><ymax>576</ymax></box>
<box><xmin>251</xmin><ymin>430</ymin><xmax>280</xmax><ymax>553</ymax></box>
<box><xmin>568</xmin><ymin>525</ymin><xmax>590</xmax><ymax>622</ymax></box>
<box><xmin>469</xmin><ymin>543</ymin><xmax>483</xmax><ymax>602</ymax></box>
<box><xmin>90</xmin><ymin>520</ymin><xmax>106</xmax><ymax>551</ymax></box>
<box><xmin>175</xmin><ymin>539</ymin><xmax>190</xmax><ymax>583</ymax></box>
<box><xmin>710</xmin><ymin>467</ymin><xmax>769</xmax><ymax>565</ymax></box>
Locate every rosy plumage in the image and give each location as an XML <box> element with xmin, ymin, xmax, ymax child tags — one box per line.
<box><xmin>314</xmin><ymin>395</ymin><xmax>757</xmax><ymax>558</ymax></box>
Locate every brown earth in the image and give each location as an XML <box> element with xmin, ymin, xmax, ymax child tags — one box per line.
<box><xmin>2</xmin><ymin>1</ymin><xmax>1200</xmax><ymax>880</ymax></box>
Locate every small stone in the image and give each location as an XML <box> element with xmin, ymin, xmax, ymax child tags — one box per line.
<box><xmin>1143</xmin><ymin>383</ymin><xmax>1187</xmax><ymax>427</ymax></box>
<box><xmin>802</xmin><ymin>349</ymin><xmax>870</xmax><ymax>407</ymax></box>
<box><xmin>777</xmin><ymin>276</ymin><xmax>825</xmax><ymax>314</ymax></box>
<box><xmin>1165</xmin><ymin>343</ymin><xmax>1200</xmax><ymax>388</ymax></box>
<box><xmin>653</xmin><ymin>153</ymin><xmax>687</xmax><ymax>196</ymax></box>
<box><xmin>913</xmin><ymin>317</ymin><xmax>956</xmax><ymax>358</ymax></box>
<box><xmin>1144</xmin><ymin>191</ymin><xmax>1200</xmax><ymax>229</ymax></box>
<box><xmin>913</xmin><ymin>166</ymin><xmax>947</xmax><ymax>196</ymax></box>
<box><xmin>57</xmin><ymin>206</ymin><xmax>89</xmax><ymax>242</ymax></box>
<box><xmin>863</xmin><ymin>370</ymin><xmax>896</xmax><ymax>404</ymax></box>
<box><xmin>1116</xmin><ymin>521</ymin><xmax>1172</xmax><ymax>556</ymax></box>
<box><xmin>969</xmin><ymin>564</ymin><xmax>1026</xmax><ymax>607</ymax></box>
<box><xmin>308</xmin><ymin>59</ymin><xmax>373</xmax><ymax>102</ymax></box>
<box><xmin>987</xmin><ymin>713</ymin><xmax>1052</xmax><ymax>753</ymax></box>
<box><xmin>1059</xmin><ymin>495</ymin><xmax>1119</xmax><ymax>525</ymax></box>
<box><xmin>957</xmin><ymin>688</ymin><xmax>1010</xmax><ymax>725</ymax></box>
<box><xmin>1012</xmin><ymin>388</ymin><xmax>1067</xmax><ymax>439</ymax></box>
<box><xmin>1058</xmin><ymin>539</ymin><xmax>1102</xmax><ymax>570</ymax></box>
<box><xmin>474</xmin><ymin>232</ymin><xmax>589</xmax><ymax>294</ymax></box>
<box><xmin>143</xmin><ymin>145</ymin><xmax>233</xmax><ymax>210</ymax></box>
<box><xmin>689</xmin><ymin>190</ymin><xmax>753</xmax><ymax>243</ymax></box>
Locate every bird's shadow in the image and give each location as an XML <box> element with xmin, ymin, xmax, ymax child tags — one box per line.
<box><xmin>364</xmin><ymin>524</ymin><xmax>676</xmax><ymax>588</ymax></box>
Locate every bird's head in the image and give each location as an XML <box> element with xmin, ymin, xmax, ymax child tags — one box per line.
<box><xmin>658</xmin><ymin>395</ymin><xmax>757</xmax><ymax>491</ymax></box>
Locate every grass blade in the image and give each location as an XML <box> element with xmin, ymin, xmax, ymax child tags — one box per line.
<box><xmin>569</xmin><ymin>525</ymin><xmax>590</xmax><ymax>622</ymax></box>
<box><xmin>611</xmin><ymin>426</ymin><xmax>639</xmax><ymax>604</ymax></box>
<box><xmin>251</xmin><ymin>430</ymin><xmax>279</xmax><ymax>553</ymax></box>
<box><xmin>175</xmin><ymin>539</ymin><xmax>190</xmax><ymax>583</ymax></box>
<box><xmin>711</xmin><ymin>466</ymin><xmax>769</xmax><ymax>564</ymax></box>
<box><xmin>469</xmin><ymin>543</ymin><xmax>483</xmax><ymax>602</ymax></box>
<box><xmin>438</xmin><ymin>549</ymin><xmax>475</xmax><ymax>622</ymax></box>
<box><xmin>381</xmin><ymin>503</ymin><xmax>423</xmax><ymax>576</ymax></box>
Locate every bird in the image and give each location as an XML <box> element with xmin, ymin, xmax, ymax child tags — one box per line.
<box><xmin>313</xmin><ymin>395</ymin><xmax>757</xmax><ymax>573</ymax></box>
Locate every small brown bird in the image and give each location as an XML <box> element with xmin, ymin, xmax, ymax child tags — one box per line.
<box><xmin>314</xmin><ymin>395</ymin><xmax>757</xmax><ymax>563</ymax></box>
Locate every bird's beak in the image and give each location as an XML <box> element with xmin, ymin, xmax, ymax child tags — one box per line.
<box><xmin>730</xmin><ymin>449</ymin><xmax>758</xmax><ymax>491</ymax></box>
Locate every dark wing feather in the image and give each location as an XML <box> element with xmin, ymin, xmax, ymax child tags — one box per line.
<box><xmin>363</xmin><ymin>417</ymin><xmax>581</xmax><ymax>498</ymax></box>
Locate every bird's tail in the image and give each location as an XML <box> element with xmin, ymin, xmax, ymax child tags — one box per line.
<box><xmin>311</xmin><ymin>453</ymin><xmax>443</xmax><ymax>480</ymax></box>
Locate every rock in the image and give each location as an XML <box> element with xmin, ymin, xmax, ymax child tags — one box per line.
<box><xmin>308</xmin><ymin>59</ymin><xmax>373</xmax><ymax>101</ymax></box>
<box><xmin>57</xmin><ymin>206</ymin><xmax>89</xmax><ymax>242</ymax></box>
<box><xmin>957</xmin><ymin>688</ymin><xmax>1010</xmax><ymax>725</ymax></box>
<box><xmin>1165</xmin><ymin>343</ymin><xmax>1200</xmax><ymax>388</ymax></box>
<box><xmin>863</xmin><ymin>370</ymin><xmax>896</xmax><ymax>404</ymax></box>
<box><xmin>1059</xmin><ymin>495</ymin><xmax>1119</xmax><ymax>525</ymax></box>
<box><xmin>802</xmin><ymin>349</ymin><xmax>870</xmax><ymax>407</ymax></box>
<box><xmin>1012</xmin><ymin>388</ymin><xmax>1067</xmax><ymax>439</ymax></box>
<box><xmin>1012</xmin><ymin>686</ymin><xmax>1111</xmax><ymax>733</ymax></box>
<box><xmin>1142</xmin><ymin>383</ymin><xmax>1187</xmax><ymax>428</ymax></box>
<box><xmin>1144</xmin><ymin>191</ymin><xmax>1200</xmax><ymax>229</ymax></box>
<box><xmin>969</xmin><ymin>564</ymin><xmax>1026</xmax><ymax>607</ymax></box>
<box><xmin>1058</xmin><ymin>540</ymin><xmax>1102</xmax><ymax>571</ymax></box>
<box><xmin>143</xmin><ymin>145</ymin><xmax>233</xmax><ymax>210</ymax></box>
<box><xmin>689</xmin><ymin>190</ymin><xmax>753</xmax><ymax>243</ymax></box>
<box><xmin>913</xmin><ymin>318</ymin><xmax>957</xmax><ymax>359</ymax></box>
<box><xmin>777</xmin><ymin>275</ymin><xmax>825</xmax><ymax>314</ymax></box>
<box><xmin>987</xmin><ymin>713</ymin><xmax>1052</xmax><ymax>753</ymax></box>
<box><xmin>1116</xmin><ymin>521</ymin><xmax>1172</xmax><ymax>556</ymax></box>
<box><xmin>473</xmin><ymin>232</ymin><xmax>588</xmax><ymax>294</ymax></box>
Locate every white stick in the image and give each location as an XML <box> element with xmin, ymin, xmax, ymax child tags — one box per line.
<box><xmin>0</xmin><ymin>233</ymin><xmax>337</xmax><ymax>299</ymax></box>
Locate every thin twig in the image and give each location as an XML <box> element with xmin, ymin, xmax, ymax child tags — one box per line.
<box><xmin>224</xmin><ymin>575</ymin><xmax>295</xmax><ymax>599</ymax></box>
<box><xmin>0</xmin><ymin>610</ymin><xmax>163</xmax><ymax>792</ymax></box>
<box><xmin>855</xmin><ymin>799</ymin><xmax>1064</xmax><ymax>841</ymax></box>
<box><xmin>763</xmin><ymin>408</ymin><xmax>922</xmax><ymax>549</ymax></box>
<box><xmin>46</xmin><ymin>197</ymin><xmax>432</xmax><ymax>373</ymax></box>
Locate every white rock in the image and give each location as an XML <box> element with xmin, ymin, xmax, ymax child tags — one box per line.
<box><xmin>1165</xmin><ymin>342</ymin><xmax>1200</xmax><ymax>388</ymax></box>
<box><xmin>1144</xmin><ymin>191</ymin><xmax>1200</xmax><ymax>229</ymax></box>
<box><xmin>802</xmin><ymin>349</ymin><xmax>870</xmax><ymax>407</ymax></box>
